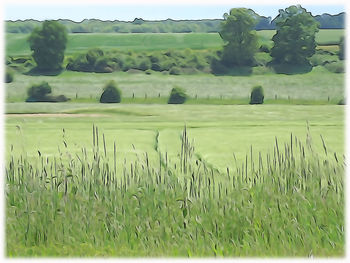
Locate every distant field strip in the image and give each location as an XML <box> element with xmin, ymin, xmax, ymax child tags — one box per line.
<box><xmin>6</xmin><ymin>29</ymin><xmax>344</xmax><ymax>56</ymax></box>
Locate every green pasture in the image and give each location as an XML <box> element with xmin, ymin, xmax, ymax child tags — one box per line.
<box><xmin>6</xmin><ymin>29</ymin><xmax>344</xmax><ymax>56</ymax></box>
<box><xmin>6</xmin><ymin>104</ymin><xmax>344</xmax><ymax>172</ymax></box>
<box><xmin>5</xmin><ymin>68</ymin><xmax>345</xmax><ymax>103</ymax></box>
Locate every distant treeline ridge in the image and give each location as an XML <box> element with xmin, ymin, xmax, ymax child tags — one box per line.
<box><xmin>6</xmin><ymin>12</ymin><xmax>345</xmax><ymax>34</ymax></box>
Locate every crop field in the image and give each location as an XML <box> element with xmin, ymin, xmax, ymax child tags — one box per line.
<box><xmin>6</xmin><ymin>29</ymin><xmax>344</xmax><ymax>56</ymax></box>
<box><xmin>5</xmin><ymin>104</ymin><xmax>345</xmax><ymax>256</ymax></box>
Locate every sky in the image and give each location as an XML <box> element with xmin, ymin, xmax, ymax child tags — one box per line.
<box><xmin>4</xmin><ymin>4</ymin><xmax>346</xmax><ymax>22</ymax></box>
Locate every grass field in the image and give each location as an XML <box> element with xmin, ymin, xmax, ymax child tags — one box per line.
<box><xmin>6</xmin><ymin>29</ymin><xmax>344</xmax><ymax>56</ymax></box>
<box><xmin>5</xmin><ymin>104</ymin><xmax>344</xmax><ymax>256</ymax></box>
<box><xmin>5</xmin><ymin>26</ymin><xmax>345</xmax><ymax>257</ymax></box>
<box><xmin>5</xmin><ymin>104</ymin><xmax>344</xmax><ymax>171</ymax></box>
<box><xmin>5</xmin><ymin>68</ymin><xmax>345</xmax><ymax>103</ymax></box>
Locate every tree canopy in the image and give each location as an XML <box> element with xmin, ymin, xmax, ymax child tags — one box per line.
<box><xmin>219</xmin><ymin>8</ymin><xmax>259</xmax><ymax>67</ymax></box>
<box><xmin>28</xmin><ymin>20</ymin><xmax>68</xmax><ymax>71</ymax></box>
<box><xmin>270</xmin><ymin>5</ymin><xmax>320</xmax><ymax>65</ymax></box>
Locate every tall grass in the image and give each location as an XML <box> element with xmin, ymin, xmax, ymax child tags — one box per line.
<box><xmin>6</xmin><ymin>126</ymin><xmax>344</xmax><ymax>257</ymax></box>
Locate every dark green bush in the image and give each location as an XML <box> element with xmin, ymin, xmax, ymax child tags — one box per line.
<box><xmin>26</xmin><ymin>81</ymin><xmax>69</xmax><ymax>102</ymax></box>
<box><xmin>100</xmin><ymin>80</ymin><xmax>121</xmax><ymax>103</ymax></box>
<box><xmin>27</xmin><ymin>81</ymin><xmax>52</xmax><ymax>100</ymax></box>
<box><xmin>324</xmin><ymin>61</ymin><xmax>344</xmax><ymax>73</ymax></box>
<box><xmin>249</xmin><ymin>86</ymin><xmax>264</xmax><ymax>104</ymax></box>
<box><xmin>169</xmin><ymin>66</ymin><xmax>181</xmax><ymax>75</ymax></box>
<box><xmin>5</xmin><ymin>68</ymin><xmax>14</xmax><ymax>83</ymax></box>
<box><xmin>168</xmin><ymin>86</ymin><xmax>187</xmax><ymax>104</ymax></box>
<box><xmin>136</xmin><ymin>58</ymin><xmax>151</xmax><ymax>71</ymax></box>
<box><xmin>259</xmin><ymin>44</ymin><xmax>270</xmax><ymax>53</ymax></box>
<box><xmin>86</xmin><ymin>48</ymin><xmax>104</xmax><ymax>65</ymax></box>
<box><xmin>338</xmin><ymin>98</ymin><xmax>346</xmax><ymax>105</ymax></box>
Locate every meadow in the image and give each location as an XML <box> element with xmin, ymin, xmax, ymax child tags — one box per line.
<box><xmin>6</xmin><ymin>29</ymin><xmax>344</xmax><ymax>56</ymax></box>
<box><xmin>5</xmin><ymin>26</ymin><xmax>345</xmax><ymax>257</ymax></box>
<box><xmin>5</xmin><ymin>68</ymin><xmax>345</xmax><ymax>103</ymax></box>
<box><xmin>5</xmin><ymin>104</ymin><xmax>345</xmax><ymax>256</ymax></box>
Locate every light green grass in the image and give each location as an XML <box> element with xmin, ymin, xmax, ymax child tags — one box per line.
<box><xmin>6</xmin><ymin>29</ymin><xmax>344</xmax><ymax>56</ymax></box>
<box><xmin>6</xmin><ymin>104</ymin><xmax>344</xmax><ymax>170</ymax></box>
<box><xmin>6</xmin><ymin>107</ymin><xmax>344</xmax><ymax>256</ymax></box>
<box><xmin>5</xmin><ymin>68</ymin><xmax>345</xmax><ymax>103</ymax></box>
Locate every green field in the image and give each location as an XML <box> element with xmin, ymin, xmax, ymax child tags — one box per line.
<box><xmin>6</xmin><ymin>29</ymin><xmax>345</xmax><ymax>56</ymax></box>
<box><xmin>6</xmin><ymin>104</ymin><xmax>344</xmax><ymax>172</ymax></box>
<box><xmin>5</xmin><ymin>26</ymin><xmax>345</xmax><ymax>257</ymax></box>
<box><xmin>5</xmin><ymin>69</ymin><xmax>345</xmax><ymax>103</ymax></box>
<box><xmin>5</xmin><ymin>104</ymin><xmax>345</xmax><ymax>256</ymax></box>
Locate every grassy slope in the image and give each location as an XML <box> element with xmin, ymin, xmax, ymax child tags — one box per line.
<box><xmin>5</xmin><ymin>68</ymin><xmax>345</xmax><ymax>102</ymax></box>
<box><xmin>6</xmin><ymin>29</ymin><xmax>345</xmax><ymax>56</ymax></box>
<box><xmin>6</xmin><ymin>104</ymin><xmax>344</xmax><ymax>171</ymax></box>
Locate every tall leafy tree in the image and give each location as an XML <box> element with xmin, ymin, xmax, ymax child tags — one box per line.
<box><xmin>219</xmin><ymin>8</ymin><xmax>259</xmax><ymax>67</ymax></box>
<box><xmin>28</xmin><ymin>20</ymin><xmax>68</xmax><ymax>71</ymax></box>
<box><xmin>271</xmin><ymin>5</ymin><xmax>319</xmax><ymax>65</ymax></box>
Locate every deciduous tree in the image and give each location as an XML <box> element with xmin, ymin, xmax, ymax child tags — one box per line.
<box><xmin>28</xmin><ymin>20</ymin><xmax>67</xmax><ymax>71</ymax></box>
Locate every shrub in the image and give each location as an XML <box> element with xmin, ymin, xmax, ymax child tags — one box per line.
<box><xmin>249</xmin><ymin>86</ymin><xmax>264</xmax><ymax>104</ymax></box>
<box><xmin>338</xmin><ymin>98</ymin><xmax>346</xmax><ymax>105</ymax></box>
<box><xmin>168</xmin><ymin>86</ymin><xmax>187</xmax><ymax>104</ymax></box>
<box><xmin>259</xmin><ymin>44</ymin><xmax>270</xmax><ymax>53</ymax></box>
<box><xmin>95</xmin><ymin>57</ymin><xmax>112</xmax><ymax>73</ymax></box>
<box><xmin>27</xmin><ymin>81</ymin><xmax>52</xmax><ymax>101</ymax></box>
<box><xmin>86</xmin><ymin>48</ymin><xmax>104</xmax><ymax>66</ymax></box>
<box><xmin>324</xmin><ymin>61</ymin><xmax>344</xmax><ymax>73</ymax></box>
<box><xmin>5</xmin><ymin>68</ymin><xmax>14</xmax><ymax>83</ymax></box>
<box><xmin>100</xmin><ymin>80</ymin><xmax>121</xmax><ymax>103</ymax></box>
<box><xmin>169</xmin><ymin>66</ymin><xmax>181</xmax><ymax>75</ymax></box>
<box><xmin>136</xmin><ymin>58</ymin><xmax>151</xmax><ymax>71</ymax></box>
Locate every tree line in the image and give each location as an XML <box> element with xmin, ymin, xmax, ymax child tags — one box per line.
<box><xmin>6</xmin><ymin>11</ymin><xmax>345</xmax><ymax>34</ymax></box>
<box><xmin>6</xmin><ymin>5</ymin><xmax>345</xmax><ymax>79</ymax></box>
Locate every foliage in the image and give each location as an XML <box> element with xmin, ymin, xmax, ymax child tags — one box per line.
<box><xmin>168</xmin><ymin>86</ymin><xmax>187</xmax><ymax>104</ymax></box>
<box><xmin>27</xmin><ymin>81</ymin><xmax>52</xmax><ymax>100</ymax></box>
<box><xmin>100</xmin><ymin>80</ymin><xmax>121</xmax><ymax>103</ymax></box>
<box><xmin>249</xmin><ymin>85</ymin><xmax>264</xmax><ymax>104</ymax></box>
<box><xmin>259</xmin><ymin>44</ymin><xmax>270</xmax><ymax>53</ymax></box>
<box><xmin>5</xmin><ymin>68</ymin><xmax>14</xmax><ymax>83</ymax></box>
<box><xmin>27</xmin><ymin>20</ymin><xmax>68</xmax><ymax>71</ymax></box>
<box><xmin>169</xmin><ymin>66</ymin><xmax>181</xmax><ymax>75</ymax></box>
<box><xmin>324</xmin><ymin>61</ymin><xmax>344</xmax><ymax>73</ymax></box>
<box><xmin>26</xmin><ymin>81</ymin><xmax>69</xmax><ymax>102</ymax></box>
<box><xmin>219</xmin><ymin>8</ymin><xmax>259</xmax><ymax>66</ymax></box>
<box><xmin>270</xmin><ymin>5</ymin><xmax>320</xmax><ymax>65</ymax></box>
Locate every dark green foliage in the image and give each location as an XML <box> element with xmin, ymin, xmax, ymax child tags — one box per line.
<box><xmin>271</xmin><ymin>5</ymin><xmax>319</xmax><ymax>65</ymax></box>
<box><xmin>338</xmin><ymin>36</ymin><xmax>345</xmax><ymax>60</ymax></box>
<box><xmin>86</xmin><ymin>48</ymin><xmax>104</xmax><ymax>66</ymax></box>
<box><xmin>5</xmin><ymin>68</ymin><xmax>14</xmax><ymax>83</ymax></box>
<box><xmin>168</xmin><ymin>86</ymin><xmax>187</xmax><ymax>104</ymax></box>
<box><xmin>324</xmin><ymin>61</ymin><xmax>344</xmax><ymax>73</ymax></box>
<box><xmin>136</xmin><ymin>58</ymin><xmax>151</xmax><ymax>71</ymax></box>
<box><xmin>169</xmin><ymin>67</ymin><xmax>181</xmax><ymax>75</ymax></box>
<box><xmin>28</xmin><ymin>20</ymin><xmax>68</xmax><ymax>71</ymax></box>
<box><xmin>249</xmin><ymin>86</ymin><xmax>264</xmax><ymax>104</ymax></box>
<box><xmin>95</xmin><ymin>57</ymin><xmax>113</xmax><ymax>73</ymax></box>
<box><xmin>67</xmin><ymin>49</ymin><xmax>212</xmax><ymax>75</ymax></box>
<box><xmin>338</xmin><ymin>98</ymin><xmax>345</xmax><ymax>105</ymax></box>
<box><xmin>26</xmin><ymin>81</ymin><xmax>69</xmax><ymax>102</ymax></box>
<box><xmin>27</xmin><ymin>81</ymin><xmax>52</xmax><ymax>100</ymax></box>
<box><xmin>219</xmin><ymin>8</ymin><xmax>259</xmax><ymax>67</ymax></box>
<box><xmin>100</xmin><ymin>81</ymin><xmax>121</xmax><ymax>103</ymax></box>
<box><xmin>259</xmin><ymin>44</ymin><xmax>270</xmax><ymax>53</ymax></box>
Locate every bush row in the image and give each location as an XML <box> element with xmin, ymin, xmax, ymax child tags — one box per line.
<box><xmin>66</xmin><ymin>48</ymin><xmax>213</xmax><ymax>74</ymax></box>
